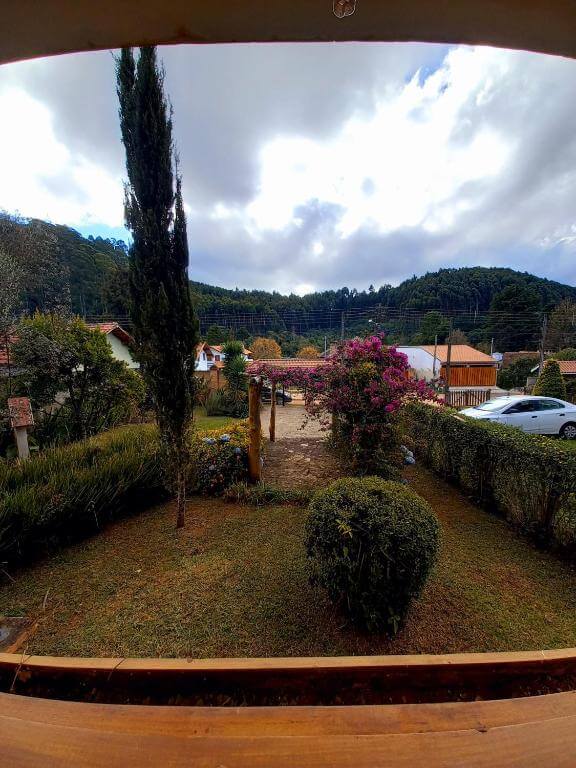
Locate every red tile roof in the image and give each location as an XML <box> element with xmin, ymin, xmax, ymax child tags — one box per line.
<box><xmin>247</xmin><ymin>358</ymin><xmax>328</xmax><ymax>372</ymax></box>
<box><xmin>88</xmin><ymin>322</ymin><xmax>133</xmax><ymax>346</ymax></box>
<box><xmin>558</xmin><ymin>361</ymin><xmax>576</xmax><ymax>375</ymax></box>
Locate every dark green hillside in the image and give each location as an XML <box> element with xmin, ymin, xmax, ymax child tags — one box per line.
<box><xmin>2</xmin><ymin>214</ymin><xmax>575</xmax><ymax>351</ymax></box>
<box><xmin>0</xmin><ymin>213</ymin><xmax>128</xmax><ymax>316</ymax></box>
<box><xmin>391</xmin><ymin>267</ymin><xmax>576</xmax><ymax>313</ymax></box>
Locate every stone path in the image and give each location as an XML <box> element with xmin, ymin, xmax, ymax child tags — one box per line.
<box><xmin>260</xmin><ymin>405</ymin><xmax>343</xmax><ymax>490</ymax></box>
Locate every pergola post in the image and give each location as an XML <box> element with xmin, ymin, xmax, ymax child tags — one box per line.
<box><xmin>269</xmin><ymin>382</ymin><xmax>276</xmax><ymax>442</ymax></box>
<box><xmin>248</xmin><ymin>376</ymin><xmax>262</xmax><ymax>483</ymax></box>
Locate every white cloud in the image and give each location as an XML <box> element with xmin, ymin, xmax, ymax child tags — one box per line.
<box><xmin>0</xmin><ymin>87</ymin><xmax>124</xmax><ymax>227</ymax></box>
<box><xmin>1</xmin><ymin>43</ymin><xmax>576</xmax><ymax>292</ymax></box>
<box><xmin>246</xmin><ymin>47</ymin><xmax>510</xmax><ymax>242</ymax></box>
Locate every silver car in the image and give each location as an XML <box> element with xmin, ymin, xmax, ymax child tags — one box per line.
<box><xmin>461</xmin><ymin>395</ymin><xmax>576</xmax><ymax>438</ymax></box>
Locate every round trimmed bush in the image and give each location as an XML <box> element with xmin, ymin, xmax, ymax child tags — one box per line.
<box><xmin>305</xmin><ymin>477</ymin><xmax>440</xmax><ymax>634</ymax></box>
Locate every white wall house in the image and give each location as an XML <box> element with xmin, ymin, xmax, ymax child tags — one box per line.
<box><xmin>397</xmin><ymin>344</ymin><xmax>498</xmax><ymax>388</ymax></box>
<box><xmin>195</xmin><ymin>343</ymin><xmax>252</xmax><ymax>372</ymax></box>
<box><xmin>396</xmin><ymin>346</ymin><xmax>438</xmax><ymax>381</ymax></box>
<box><xmin>89</xmin><ymin>323</ymin><xmax>139</xmax><ymax>369</ymax></box>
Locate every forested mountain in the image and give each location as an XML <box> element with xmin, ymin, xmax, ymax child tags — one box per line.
<box><xmin>390</xmin><ymin>268</ymin><xmax>576</xmax><ymax>313</ymax></box>
<box><xmin>0</xmin><ymin>213</ymin><xmax>129</xmax><ymax>316</ymax></box>
<box><xmin>191</xmin><ymin>268</ymin><xmax>576</xmax><ymax>317</ymax></box>
<box><xmin>2</xmin><ymin>214</ymin><xmax>575</xmax><ymax>352</ymax></box>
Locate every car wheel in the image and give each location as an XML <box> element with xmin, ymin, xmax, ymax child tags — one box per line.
<box><xmin>560</xmin><ymin>422</ymin><xmax>576</xmax><ymax>440</ymax></box>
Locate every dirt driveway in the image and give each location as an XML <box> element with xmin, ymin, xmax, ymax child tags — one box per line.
<box><xmin>260</xmin><ymin>404</ymin><xmax>343</xmax><ymax>490</ymax></box>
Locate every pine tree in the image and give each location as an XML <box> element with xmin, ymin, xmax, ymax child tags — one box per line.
<box><xmin>116</xmin><ymin>47</ymin><xmax>199</xmax><ymax>529</ymax></box>
<box><xmin>533</xmin><ymin>360</ymin><xmax>567</xmax><ymax>400</ymax></box>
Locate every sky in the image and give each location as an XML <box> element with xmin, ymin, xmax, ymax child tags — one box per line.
<box><xmin>0</xmin><ymin>42</ymin><xmax>576</xmax><ymax>295</ymax></box>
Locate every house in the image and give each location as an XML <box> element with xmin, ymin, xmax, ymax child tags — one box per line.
<box><xmin>195</xmin><ymin>342</ymin><xmax>252</xmax><ymax>391</ymax></box>
<box><xmin>88</xmin><ymin>323</ymin><xmax>139</xmax><ymax>369</ymax></box>
<box><xmin>195</xmin><ymin>343</ymin><xmax>252</xmax><ymax>372</ymax></box>
<box><xmin>0</xmin><ymin>323</ymin><xmax>138</xmax><ymax>375</ymax></box>
<box><xmin>396</xmin><ymin>344</ymin><xmax>498</xmax><ymax>388</ymax></box>
<box><xmin>531</xmin><ymin>360</ymin><xmax>576</xmax><ymax>378</ymax></box>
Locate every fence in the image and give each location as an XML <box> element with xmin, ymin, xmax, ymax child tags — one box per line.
<box><xmin>446</xmin><ymin>389</ymin><xmax>492</xmax><ymax>408</ymax></box>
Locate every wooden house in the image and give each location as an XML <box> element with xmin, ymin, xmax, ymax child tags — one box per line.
<box><xmin>397</xmin><ymin>345</ymin><xmax>498</xmax><ymax>388</ymax></box>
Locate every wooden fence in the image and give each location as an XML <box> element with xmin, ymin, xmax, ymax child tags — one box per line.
<box><xmin>446</xmin><ymin>389</ymin><xmax>492</xmax><ymax>408</ymax></box>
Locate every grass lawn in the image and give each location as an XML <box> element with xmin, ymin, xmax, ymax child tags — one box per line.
<box><xmin>2</xmin><ymin>464</ymin><xmax>576</xmax><ymax>658</ymax></box>
<box><xmin>194</xmin><ymin>407</ymin><xmax>238</xmax><ymax>432</ymax></box>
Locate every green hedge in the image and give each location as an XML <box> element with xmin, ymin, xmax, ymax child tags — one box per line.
<box><xmin>404</xmin><ymin>402</ymin><xmax>576</xmax><ymax>554</ymax></box>
<box><xmin>0</xmin><ymin>421</ymin><xmax>250</xmax><ymax>565</ymax></box>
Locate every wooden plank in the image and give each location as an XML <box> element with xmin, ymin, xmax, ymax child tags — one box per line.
<box><xmin>2</xmin><ymin>691</ymin><xmax>576</xmax><ymax>738</ymax></box>
<box><xmin>3</xmin><ymin>648</ymin><xmax>576</xmax><ymax>673</ymax></box>
<box><xmin>3</xmin><ymin>710</ymin><xmax>576</xmax><ymax>767</ymax></box>
<box><xmin>3</xmin><ymin>650</ymin><xmax>576</xmax><ymax>705</ymax></box>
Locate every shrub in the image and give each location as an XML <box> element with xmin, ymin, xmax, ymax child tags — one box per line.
<box><xmin>497</xmin><ymin>357</ymin><xmax>538</xmax><ymax>391</ymax></box>
<box><xmin>0</xmin><ymin>421</ymin><xmax>250</xmax><ymax>565</ymax></box>
<box><xmin>192</xmin><ymin>375</ymin><xmax>210</xmax><ymax>407</ymax></box>
<box><xmin>223</xmin><ymin>482</ymin><xmax>311</xmax><ymax>506</ymax></box>
<box><xmin>12</xmin><ymin>313</ymin><xmax>146</xmax><ymax>445</ymax></box>
<box><xmin>533</xmin><ymin>360</ymin><xmax>567</xmax><ymax>399</ymax></box>
<box><xmin>205</xmin><ymin>389</ymin><xmax>249</xmax><ymax>419</ymax></box>
<box><xmin>566</xmin><ymin>379</ymin><xmax>576</xmax><ymax>404</ymax></box>
<box><xmin>403</xmin><ymin>402</ymin><xmax>576</xmax><ymax>553</ymax></box>
<box><xmin>0</xmin><ymin>425</ymin><xmax>162</xmax><ymax>565</ymax></box>
<box><xmin>305</xmin><ymin>477</ymin><xmax>440</xmax><ymax>634</ymax></box>
<box><xmin>188</xmin><ymin>422</ymin><xmax>250</xmax><ymax>495</ymax></box>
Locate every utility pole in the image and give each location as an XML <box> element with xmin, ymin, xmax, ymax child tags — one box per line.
<box><xmin>324</xmin><ymin>335</ymin><xmax>327</xmax><ymax>356</ymax></box>
<box><xmin>341</xmin><ymin>310</ymin><xmax>345</xmax><ymax>341</ymax></box>
<box><xmin>490</xmin><ymin>337</ymin><xmax>494</xmax><ymax>356</ymax></box>
<box><xmin>432</xmin><ymin>334</ymin><xmax>438</xmax><ymax>378</ymax></box>
<box><xmin>444</xmin><ymin>320</ymin><xmax>453</xmax><ymax>405</ymax></box>
<box><xmin>539</xmin><ymin>314</ymin><xmax>548</xmax><ymax>372</ymax></box>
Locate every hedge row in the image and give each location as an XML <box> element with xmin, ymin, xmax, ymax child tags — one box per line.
<box><xmin>0</xmin><ymin>421</ymin><xmax>250</xmax><ymax>565</ymax></box>
<box><xmin>403</xmin><ymin>402</ymin><xmax>576</xmax><ymax>555</ymax></box>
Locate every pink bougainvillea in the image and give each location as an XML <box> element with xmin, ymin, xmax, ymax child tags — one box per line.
<box><xmin>250</xmin><ymin>334</ymin><xmax>435</xmax><ymax>475</ymax></box>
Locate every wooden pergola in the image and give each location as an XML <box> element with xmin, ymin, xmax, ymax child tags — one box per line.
<box><xmin>4</xmin><ymin>2</ymin><xmax>576</xmax><ymax>765</ymax></box>
<box><xmin>246</xmin><ymin>358</ymin><xmax>328</xmax><ymax>481</ymax></box>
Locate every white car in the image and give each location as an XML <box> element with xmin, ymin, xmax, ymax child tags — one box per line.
<box><xmin>461</xmin><ymin>396</ymin><xmax>576</xmax><ymax>438</ymax></box>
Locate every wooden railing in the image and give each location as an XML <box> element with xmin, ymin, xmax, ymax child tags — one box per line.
<box><xmin>3</xmin><ymin>651</ymin><xmax>576</xmax><ymax>765</ymax></box>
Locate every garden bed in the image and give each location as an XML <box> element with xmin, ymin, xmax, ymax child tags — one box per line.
<box><xmin>2</xmin><ymin>464</ymin><xmax>576</xmax><ymax>659</ymax></box>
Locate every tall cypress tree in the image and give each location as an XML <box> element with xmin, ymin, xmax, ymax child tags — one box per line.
<box><xmin>116</xmin><ymin>47</ymin><xmax>199</xmax><ymax>528</ymax></box>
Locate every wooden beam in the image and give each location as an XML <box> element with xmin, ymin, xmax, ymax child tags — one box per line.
<box><xmin>3</xmin><ymin>649</ymin><xmax>576</xmax><ymax>705</ymax></box>
<box><xmin>248</xmin><ymin>376</ymin><xmax>262</xmax><ymax>483</ymax></box>
<box><xmin>4</xmin><ymin>1</ymin><xmax>576</xmax><ymax>67</ymax></box>
<box><xmin>269</xmin><ymin>383</ymin><xmax>276</xmax><ymax>442</ymax></box>
<box><xmin>4</xmin><ymin>691</ymin><xmax>576</xmax><ymax>767</ymax></box>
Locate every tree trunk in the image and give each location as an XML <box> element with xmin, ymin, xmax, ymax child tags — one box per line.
<box><xmin>269</xmin><ymin>383</ymin><xmax>276</xmax><ymax>442</ymax></box>
<box><xmin>176</xmin><ymin>467</ymin><xmax>186</xmax><ymax>529</ymax></box>
<box><xmin>248</xmin><ymin>377</ymin><xmax>262</xmax><ymax>483</ymax></box>
<box><xmin>4</xmin><ymin>331</ymin><xmax>12</xmax><ymax>396</ymax></box>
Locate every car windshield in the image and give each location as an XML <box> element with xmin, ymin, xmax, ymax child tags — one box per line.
<box><xmin>474</xmin><ymin>399</ymin><xmax>511</xmax><ymax>412</ymax></box>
